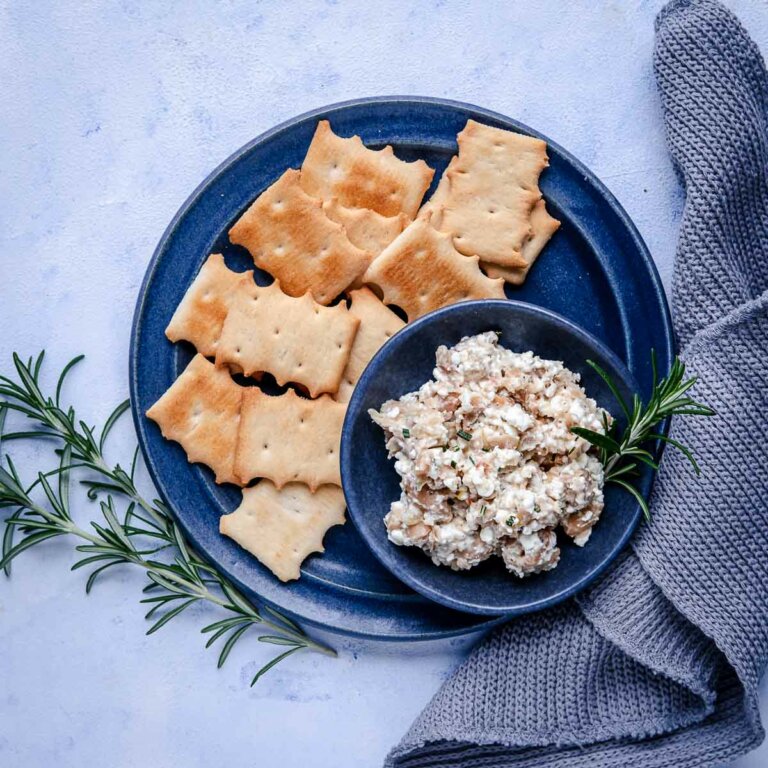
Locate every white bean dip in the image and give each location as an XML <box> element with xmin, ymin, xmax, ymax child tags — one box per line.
<box><xmin>369</xmin><ymin>332</ymin><xmax>611</xmax><ymax>577</ymax></box>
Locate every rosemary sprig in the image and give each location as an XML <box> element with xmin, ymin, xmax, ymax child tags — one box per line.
<box><xmin>0</xmin><ymin>352</ymin><xmax>335</xmax><ymax>684</ymax></box>
<box><xmin>571</xmin><ymin>353</ymin><xmax>714</xmax><ymax>521</ymax></box>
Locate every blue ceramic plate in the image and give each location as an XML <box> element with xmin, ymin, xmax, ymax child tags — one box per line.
<box><xmin>129</xmin><ymin>97</ymin><xmax>673</xmax><ymax>640</ymax></box>
<box><xmin>342</xmin><ymin>301</ymin><xmax>646</xmax><ymax>616</ymax></box>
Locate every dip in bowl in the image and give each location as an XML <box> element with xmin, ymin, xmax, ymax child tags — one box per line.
<box><xmin>341</xmin><ymin>300</ymin><xmax>648</xmax><ymax>616</ymax></box>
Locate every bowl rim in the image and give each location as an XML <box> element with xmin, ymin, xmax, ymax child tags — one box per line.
<box><xmin>341</xmin><ymin>298</ymin><xmax>644</xmax><ymax>616</ymax></box>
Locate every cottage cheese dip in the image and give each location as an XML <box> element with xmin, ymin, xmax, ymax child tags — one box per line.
<box><xmin>369</xmin><ymin>332</ymin><xmax>611</xmax><ymax>577</ymax></box>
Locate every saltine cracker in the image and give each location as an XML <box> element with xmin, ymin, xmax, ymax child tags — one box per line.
<box><xmin>363</xmin><ymin>217</ymin><xmax>505</xmax><ymax>321</ymax></box>
<box><xmin>235</xmin><ymin>388</ymin><xmax>345</xmax><ymax>490</ymax></box>
<box><xmin>216</xmin><ymin>281</ymin><xmax>360</xmax><ymax>397</ymax></box>
<box><xmin>229</xmin><ymin>169</ymin><xmax>370</xmax><ymax>304</ymax></box>
<box><xmin>220</xmin><ymin>481</ymin><xmax>346</xmax><ymax>582</ymax></box>
<box><xmin>165</xmin><ymin>253</ymin><xmax>254</xmax><ymax>357</ymax></box>
<box><xmin>146</xmin><ymin>354</ymin><xmax>243</xmax><ymax>485</ymax></box>
<box><xmin>335</xmin><ymin>288</ymin><xmax>405</xmax><ymax>403</ymax></box>
<box><xmin>482</xmin><ymin>199</ymin><xmax>561</xmax><ymax>285</ymax></box>
<box><xmin>300</xmin><ymin>120</ymin><xmax>434</xmax><ymax>218</ymax></box>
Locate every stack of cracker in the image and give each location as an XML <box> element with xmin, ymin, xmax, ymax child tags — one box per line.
<box><xmin>150</xmin><ymin>255</ymin><xmax>367</xmax><ymax>582</ymax></box>
<box><xmin>148</xmin><ymin>118</ymin><xmax>560</xmax><ymax>583</ymax></box>
<box><xmin>417</xmin><ymin>119</ymin><xmax>560</xmax><ymax>285</ymax></box>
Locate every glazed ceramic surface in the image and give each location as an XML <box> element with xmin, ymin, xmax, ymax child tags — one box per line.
<box><xmin>342</xmin><ymin>300</ymin><xmax>646</xmax><ymax>616</ymax></box>
<box><xmin>130</xmin><ymin>97</ymin><xmax>673</xmax><ymax>639</ymax></box>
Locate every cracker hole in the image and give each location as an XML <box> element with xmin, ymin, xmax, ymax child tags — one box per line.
<box><xmin>274</xmin><ymin>329</ymin><xmax>280</xmax><ymax>335</ymax></box>
<box><xmin>263</xmin><ymin>443</ymin><xmax>269</xmax><ymax>450</ymax></box>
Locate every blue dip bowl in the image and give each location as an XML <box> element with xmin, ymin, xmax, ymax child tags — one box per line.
<box><xmin>341</xmin><ymin>299</ymin><xmax>648</xmax><ymax>616</ymax></box>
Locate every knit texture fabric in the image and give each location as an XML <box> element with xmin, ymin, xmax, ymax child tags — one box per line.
<box><xmin>387</xmin><ymin>1</ymin><xmax>768</xmax><ymax>766</ymax></box>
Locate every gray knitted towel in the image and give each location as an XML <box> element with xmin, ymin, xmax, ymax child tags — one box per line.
<box><xmin>387</xmin><ymin>1</ymin><xmax>768</xmax><ymax>766</ymax></box>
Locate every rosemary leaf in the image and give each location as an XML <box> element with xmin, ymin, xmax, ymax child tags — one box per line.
<box><xmin>611</xmin><ymin>478</ymin><xmax>651</xmax><ymax>524</ymax></box>
<box><xmin>251</xmin><ymin>646</ymin><xmax>302</xmax><ymax>686</ymax></box>
<box><xmin>258</xmin><ymin>635</ymin><xmax>301</xmax><ymax>646</ymax></box>
<box><xmin>85</xmin><ymin>561</ymin><xmax>123</xmax><ymax>595</ymax></box>
<box><xmin>0</xmin><ymin>529</ymin><xmax>64</xmax><ymax>572</ymax></box>
<box><xmin>145</xmin><ymin>598</ymin><xmax>198</xmax><ymax>635</ymax></box>
<box><xmin>217</xmin><ymin>624</ymin><xmax>251</xmax><ymax>669</ymax></box>
<box><xmin>201</xmin><ymin>616</ymin><xmax>251</xmax><ymax>634</ymax></box>
<box><xmin>99</xmin><ymin>400</ymin><xmax>130</xmax><ymax>453</ymax></box>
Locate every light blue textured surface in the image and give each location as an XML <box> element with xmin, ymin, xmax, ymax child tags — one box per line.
<box><xmin>1</xmin><ymin>2</ymin><xmax>766</xmax><ymax>766</ymax></box>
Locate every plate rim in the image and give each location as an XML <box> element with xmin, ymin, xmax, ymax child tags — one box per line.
<box><xmin>129</xmin><ymin>95</ymin><xmax>674</xmax><ymax>641</ymax></box>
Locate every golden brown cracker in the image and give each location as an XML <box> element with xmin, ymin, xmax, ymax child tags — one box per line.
<box><xmin>436</xmin><ymin>120</ymin><xmax>550</xmax><ymax>268</ymax></box>
<box><xmin>363</xmin><ymin>217</ymin><xmax>506</xmax><ymax>321</ymax></box>
<box><xmin>300</xmin><ymin>120</ymin><xmax>434</xmax><ymax>218</ymax></box>
<box><xmin>335</xmin><ymin>288</ymin><xmax>405</xmax><ymax>403</ymax></box>
<box><xmin>165</xmin><ymin>254</ymin><xmax>254</xmax><ymax>357</ymax></box>
<box><xmin>322</xmin><ymin>199</ymin><xmax>408</xmax><ymax>255</ymax></box>
<box><xmin>220</xmin><ymin>481</ymin><xmax>346</xmax><ymax>582</ymax></box>
<box><xmin>235</xmin><ymin>388</ymin><xmax>346</xmax><ymax>490</ymax></box>
<box><xmin>228</xmin><ymin>168</ymin><xmax>370</xmax><ymax>304</ymax></box>
<box><xmin>416</xmin><ymin>156</ymin><xmax>457</xmax><ymax>226</ymax></box>
<box><xmin>482</xmin><ymin>198</ymin><xmax>561</xmax><ymax>285</ymax></box>
<box><xmin>215</xmin><ymin>281</ymin><xmax>360</xmax><ymax>397</ymax></box>
<box><xmin>146</xmin><ymin>354</ymin><xmax>243</xmax><ymax>485</ymax></box>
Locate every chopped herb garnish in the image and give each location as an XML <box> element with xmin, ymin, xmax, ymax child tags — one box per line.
<box><xmin>450</xmin><ymin>460</ymin><xmax>457</xmax><ymax>469</ymax></box>
<box><xmin>493</xmin><ymin>330</ymin><xmax>502</xmax><ymax>338</ymax></box>
<box><xmin>533</xmin><ymin>503</ymin><xmax>541</xmax><ymax>515</ymax></box>
<box><xmin>457</xmin><ymin>430</ymin><xmax>472</xmax><ymax>441</ymax></box>
<box><xmin>453</xmin><ymin>445</ymin><xmax>460</xmax><ymax>451</ymax></box>
<box><xmin>468</xmin><ymin>456</ymin><xmax>476</xmax><ymax>465</ymax></box>
<box><xmin>402</xmin><ymin>428</ymin><xmax>410</xmax><ymax>438</ymax></box>
<box><xmin>482</xmin><ymin>447</ymin><xmax>491</xmax><ymax>452</ymax></box>
<box><xmin>481</xmin><ymin>505</ymin><xmax>487</xmax><ymax>515</ymax></box>
<box><xmin>506</xmin><ymin>515</ymin><xmax>516</xmax><ymax>527</ymax></box>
